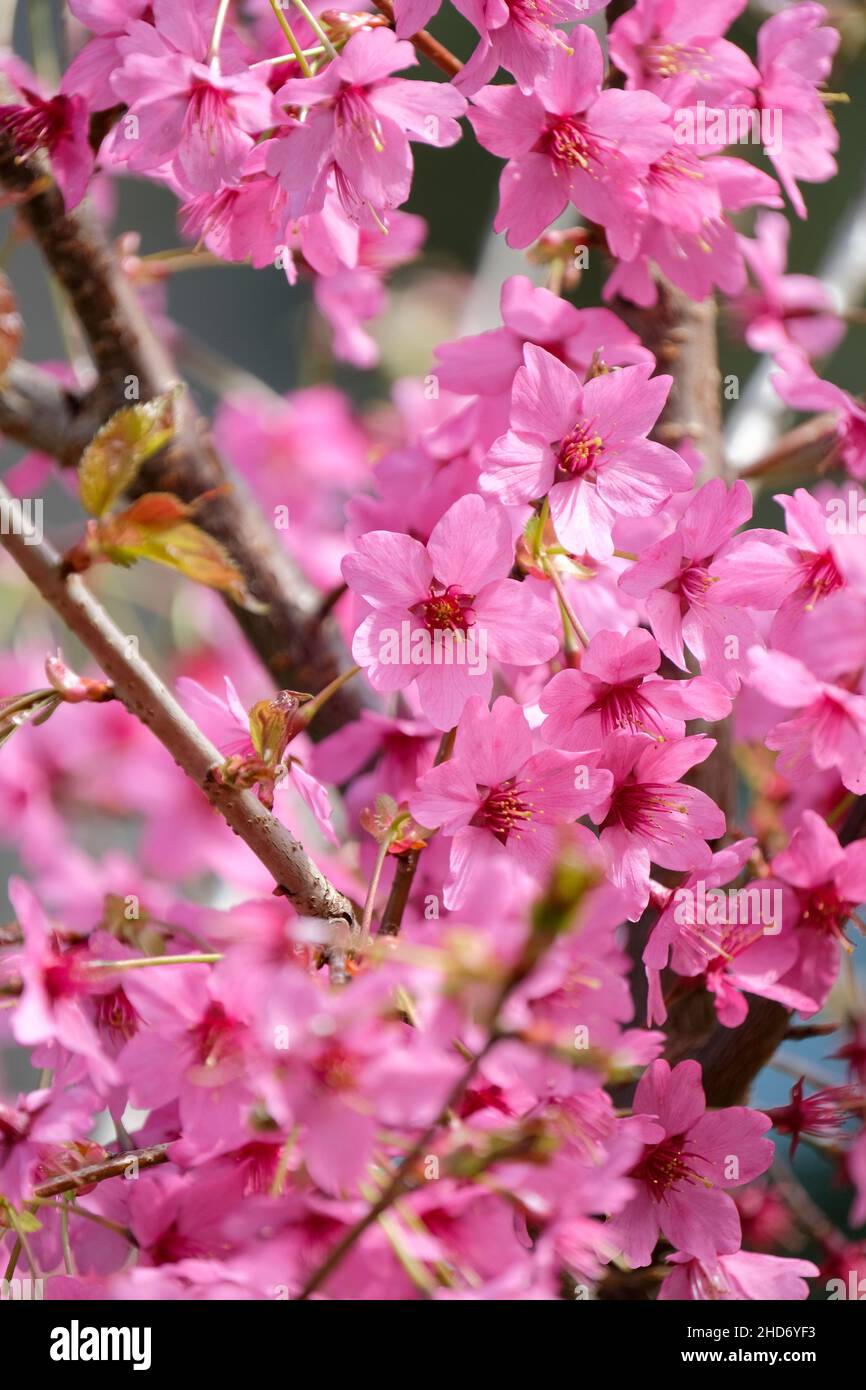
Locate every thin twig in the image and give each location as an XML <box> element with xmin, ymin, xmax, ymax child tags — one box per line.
<box><xmin>372</xmin><ymin>0</ymin><xmax>463</xmax><ymax>78</ymax></box>
<box><xmin>0</xmin><ymin>480</ymin><xmax>357</xmax><ymax>929</ymax></box>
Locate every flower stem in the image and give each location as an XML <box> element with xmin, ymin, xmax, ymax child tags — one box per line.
<box><xmin>543</xmin><ymin>558</ymin><xmax>590</xmax><ymax>649</ymax></box>
<box><xmin>302</xmin><ymin>664</ymin><xmax>361</xmax><ymax>726</ymax></box>
<box><xmin>361</xmin><ymin>832</ymin><xmax>395</xmax><ymax>943</ymax></box>
<box><xmin>288</xmin><ymin>0</ymin><xmax>339</xmax><ymax>60</ymax></box>
<box><xmin>269</xmin><ymin>0</ymin><xmax>313</xmax><ymax>77</ymax></box>
<box><xmin>84</xmin><ymin>953</ymin><xmax>222</xmax><ymax>972</ymax></box>
<box><xmin>208</xmin><ymin>0</ymin><xmax>234</xmax><ymax>68</ymax></box>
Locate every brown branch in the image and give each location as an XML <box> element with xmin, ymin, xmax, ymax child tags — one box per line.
<box><xmin>739</xmin><ymin>412</ymin><xmax>837</xmax><ymax>482</ymax></box>
<box><xmin>0</xmin><ymin>479</ymin><xmax>357</xmax><ymax>928</ymax></box>
<box><xmin>32</xmin><ymin>1143</ymin><xmax>171</xmax><ymax>1199</ymax></box>
<box><xmin>0</xmin><ymin>134</ymin><xmax>369</xmax><ymax>740</ymax></box>
<box><xmin>615</xmin><ymin>274</ymin><xmax>725</xmax><ymax>480</ymax></box>
<box><xmin>371</xmin><ymin>0</ymin><xmax>463</xmax><ymax>77</ymax></box>
<box><xmin>0</xmin><ymin>360</ymin><xmax>101</xmax><ymax>466</ymax></box>
<box><xmin>377</xmin><ymin>728</ymin><xmax>454</xmax><ymax>937</ymax></box>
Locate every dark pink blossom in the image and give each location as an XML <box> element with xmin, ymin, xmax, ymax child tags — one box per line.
<box><xmin>482</xmin><ymin>347</ymin><xmax>690</xmax><ymax>558</ymax></box>
<box><xmin>409</xmin><ymin>695</ymin><xmax>612</xmax><ymax>908</ymax></box>
<box><xmin>607</xmin><ymin>1059</ymin><xmax>773</xmax><ymax>1267</ymax></box>
<box><xmin>468</xmin><ymin>32</ymin><xmax>672</xmax><ymax>254</ymax></box>
<box><xmin>342</xmin><ymin>493</ymin><xmax>560</xmax><ymax>730</ymax></box>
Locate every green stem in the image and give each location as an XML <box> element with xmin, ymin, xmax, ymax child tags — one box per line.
<box><xmin>302</xmin><ymin>664</ymin><xmax>361</xmax><ymax>726</ymax></box>
<box><xmin>84</xmin><ymin>952</ymin><xmax>222</xmax><ymax>972</ymax></box>
<box><xmin>361</xmin><ymin>831</ymin><xmax>396</xmax><ymax>942</ymax></box>
<box><xmin>288</xmin><ymin>0</ymin><xmax>339</xmax><ymax>59</ymax></box>
<box><xmin>269</xmin><ymin>0</ymin><xmax>313</xmax><ymax>77</ymax></box>
<box><xmin>544</xmin><ymin>559</ymin><xmax>590</xmax><ymax>649</ymax></box>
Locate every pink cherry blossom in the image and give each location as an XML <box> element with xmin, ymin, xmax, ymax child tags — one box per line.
<box><xmin>539</xmin><ymin>628</ymin><xmax>730</xmax><ymax>750</ymax></box>
<box><xmin>409</xmin><ymin>695</ymin><xmax>612</xmax><ymax>908</ymax></box>
<box><xmin>592</xmin><ymin>735</ymin><xmax>726</xmax><ymax>919</ymax></box>
<box><xmin>482</xmin><ymin>347</ymin><xmax>691</xmax><ymax>558</ymax></box>
<box><xmin>746</xmin><ymin>647</ymin><xmax>866</xmax><ymax>795</ymax></box>
<box><xmin>733</xmin><ymin>211</ymin><xmax>845</xmax><ymax>357</ymax></box>
<box><xmin>755</xmin><ymin>2</ymin><xmax>840</xmax><ymax>217</ymax></box>
<box><xmin>619</xmin><ymin>477</ymin><xmax>760</xmax><ymax>690</ymax></box>
<box><xmin>468</xmin><ymin>31</ymin><xmax>672</xmax><ymax>254</ymax></box>
<box><xmin>659</xmin><ymin>1250</ymin><xmax>817</xmax><ymax>1300</ymax></box>
<box><xmin>266</xmin><ymin>29</ymin><xmax>466</xmax><ymax>226</ymax></box>
<box><xmin>107</xmin><ymin>20</ymin><xmax>274</xmax><ymax>194</ymax></box>
<box><xmin>606</xmin><ymin>1059</ymin><xmax>773</xmax><ymax>1266</ymax></box>
<box><xmin>0</xmin><ymin>86</ymin><xmax>94</xmax><ymax>209</ymax></box>
<box><xmin>342</xmin><ymin>493</ymin><xmax>560</xmax><ymax>730</ymax></box>
<box><xmin>454</xmin><ymin>0</ymin><xmax>612</xmax><ymax>96</ymax></box>
<box><xmin>766</xmin><ymin>809</ymin><xmax>866</xmax><ymax>1011</ymax></box>
<box><xmin>609</xmin><ymin>0</ymin><xmax>759</xmax><ymax>105</ymax></box>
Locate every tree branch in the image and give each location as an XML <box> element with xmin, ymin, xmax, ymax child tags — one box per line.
<box><xmin>0</xmin><ymin>134</ymin><xmax>369</xmax><ymax>739</ymax></box>
<box><xmin>371</xmin><ymin>0</ymin><xmax>463</xmax><ymax>77</ymax></box>
<box><xmin>32</xmin><ymin>1144</ymin><xmax>171</xmax><ymax>1199</ymax></box>
<box><xmin>0</xmin><ymin>479</ymin><xmax>357</xmax><ymax>928</ymax></box>
<box><xmin>0</xmin><ymin>360</ymin><xmax>101</xmax><ymax>466</ymax></box>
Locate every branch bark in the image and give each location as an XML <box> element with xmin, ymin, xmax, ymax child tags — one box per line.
<box><xmin>33</xmin><ymin>1144</ymin><xmax>170</xmax><ymax>1199</ymax></box>
<box><xmin>0</xmin><ymin>360</ymin><xmax>101</xmax><ymax>466</ymax></box>
<box><xmin>371</xmin><ymin>0</ymin><xmax>463</xmax><ymax>77</ymax></box>
<box><xmin>0</xmin><ymin>479</ymin><xmax>357</xmax><ymax>928</ymax></box>
<box><xmin>0</xmin><ymin>134</ymin><xmax>369</xmax><ymax>739</ymax></box>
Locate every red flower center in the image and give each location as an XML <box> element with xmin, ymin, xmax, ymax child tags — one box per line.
<box><xmin>312</xmin><ymin>1043</ymin><xmax>359</xmax><ymax>1093</ymax></box>
<box><xmin>472</xmin><ymin>779</ymin><xmax>535</xmax><ymax>844</ymax></box>
<box><xmin>557</xmin><ymin>423</ymin><xmax>604</xmax><ymax>480</ymax></box>
<box><xmin>543</xmin><ymin>116</ymin><xmax>595</xmax><ymax>172</ymax></box>
<box><xmin>412</xmin><ymin>582</ymin><xmax>476</xmax><ymax>634</ymax></box>
<box><xmin>800</xmin><ymin>883</ymin><xmax>854</xmax><ymax>944</ymax></box>
<box><xmin>632</xmin><ymin>1133</ymin><xmax>706</xmax><ymax>1200</ymax></box>
<box><xmin>800</xmin><ymin>549</ymin><xmax>844</xmax><ymax>609</ymax></box>
<box><xmin>94</xmin><ymin>987</ymin><xmax>139</xmax><ymax>1044</ymax></box>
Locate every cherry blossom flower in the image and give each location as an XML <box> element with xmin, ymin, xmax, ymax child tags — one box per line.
<box><xmin>766</xmin><ymin>809</ymin><xmax>866</xmax><ymax>1011</ymax></box>
<box><xmin>0</xmin><ymin>85</ymin><xmax>94</xmax><ymax>209</ymax></box>
<box><xmin>591</xmin><ymin>734</ymin><xmax>726</xmax><ymax>919</ymax></box>
<box><xmin>746</xmin><ymin>647</ymin><xmax>866</xmax><ymax>795</ymax></box>
<box><xmin>619</xmin><ymin>477</ymin><xmax>760</xmax><ymax>691</ymax></box>
<box><xmin>642</xmin><ymin>838</ymin><xmax>813</xmax><ymax>1027</ymax></box>
<box><xmin>409</xmin><ymin>695</ymin><xmax>612</xmax><ymax>908</ymax></box>
<box><xmin>454</xmin><ymin>0</ymin><xmax>612</xmax><ymax>96</ymax></box>
<box><xmin>606</xmin><ymin>1059</ymin><xmax>774</xmax><ymax>1267</ymax></box>
<box><xmin>539</xmin><ymin>628</ymin><xmax>730</xmax><ymax>751</ymax></box>
<box><xmin>266</xmin><ymin>29</ymin><xmax>466</xmax><ymax>226</ymax></box>
<box><xmin>755</xmin><ymin>2</ymin><xmax>840</xmax><ymax>217</ymax></box>
<box><xmin>468</xmin><ymin>32</ymin><xmax>673</xmax><ymax>254</ymax></box>
<box><xmin>733</xmin><ymin>211</ymin><xmax>845</xmax><ymax>357</ymax></box>
<box><xmin>482</xmin><ymin>347</ymin><xmax>691</xmax><ymax>558</ymax></box>
<box><xmin>609</xmin><ymin>0</ymin><xmax>759</xmax><ymax>105</ymax></box>
<box><xmin>343</xmin><ymin>493</ymin><xmax>560</xmax><ymax>729</ymax></box>
<box><xmin>766</xmin><ymin>1077</ymin><xmax>861</xmax><ymax>1157</ymax></box>
<box><xmin>659</xmin><ymin>1250</ymin><xmax>817</xmax><ymax>1300</ymax></box>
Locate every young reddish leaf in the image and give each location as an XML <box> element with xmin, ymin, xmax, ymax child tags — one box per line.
<box><xmin>77</xmin><ymin>390</ymin><xmax>178</xmax><ymax>517</ymax></box>
<box><xmin>248</xmin><ymin>691</ymin><xmax>310</xmax><ymax>766</ymax></box>
<box><xmin>90</xmin><ymin>493</ymin><xmax>265</xmax><ymax>609</ymax></box>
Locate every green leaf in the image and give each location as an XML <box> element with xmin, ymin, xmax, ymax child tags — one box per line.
<box><xmin>91</xmin><ymin>494</ymin><xmax>264</xmax><ymax>610</ymax></box>
<box><xmin>78</xmin><ymin>390</ymin><xmax>178</xmax><ymax>517</ymax></box>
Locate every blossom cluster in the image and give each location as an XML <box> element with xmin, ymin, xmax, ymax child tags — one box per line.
<box><xmin>0</xmin><ymin>0</ymin><xmax>864</xmax><ymax>1305</ymax></box>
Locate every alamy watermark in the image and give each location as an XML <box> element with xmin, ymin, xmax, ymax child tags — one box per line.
<box><xmin>378</xmin><ymin>620</ymin><xmax>488</xmax><ymax>676</ymax></box>
<box><xmin>672</xmin><ymin>881</ymin><xmax>782</xmax><ymax>935</ymax></box>
<box><xmin>0</xmin><ymin>496</ymin><xmax>42</xmax><ymax>545</ymax></box>
<box><xmin>673</xmin><ymin>101</ymin><xmax>783</xmax><ymax>152</ymax></box>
